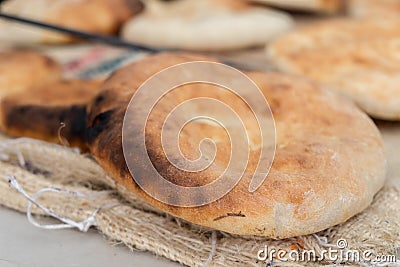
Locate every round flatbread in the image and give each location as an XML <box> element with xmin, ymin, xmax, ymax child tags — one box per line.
<box><xmin>121</xmin><ymin>0</ymin><xmax>293</xmax><ymax>51</ymax></box>
<box><xmin>349</xmin><ymin>0</ymin><xmax>400</xmax><ymax>17</ymax></box>
<box><xmin>268</xmin><ymin>18</ymin><xmax>400</xmax><ymax>120</ymax></box>
<box><xmin>0</xmin><ymin>0</ymin><xmax>144</xmax><ymax>44</ymax></box>
<box><xmin>0</xmin><ymin>50</ymin><xmax>61</xmax><ymax>98</ymax></box>
<box><xmin>87</xmin><ymin>53</ymin><xmax>386</xmax><ymax>238</ymax></box>
<box><xmin>0</xmin><ymin>79</ymin><xmax>102</xmax><ymax>150</ymax></box>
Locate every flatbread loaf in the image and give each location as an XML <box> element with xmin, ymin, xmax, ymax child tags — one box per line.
<box><xmin>0</xmin><ymin>79</ymin><xmax>102</xmax><ymax>150</ymax></box>
<box><xmin>0</xmin><ymin>0</ymin><xmax>144</xmax><ymax>44</ymax></box>
<box><xmin>249</xmin><ymin>0</ymin><xmax>345</xmax><ymax>13</ymax></box>
<box><xmin>0</xmin><ymin>50</ymin><xmax>61</xmax><ymax>98</ymax></box>
<box><xmin>121</xmin><ymin>0</ymin><xmax>293</xmax><ymax>51</ymax></box>
<box><xmin>349</xmin><ymin>0</ymin><xmax>400</xmax><ymax>17</ymax></box>
<box><xmin>87</xmin><ymin>53</ymin><xmax>386</xmax><ymax>238</ymax></box>
<box><xmin>268</xmin><ymin>18</ymin><xmax>400</xmax><ymax>120</ymax></box>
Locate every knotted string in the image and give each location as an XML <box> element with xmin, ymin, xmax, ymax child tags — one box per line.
<box><xmin>5</xmin><ymin>175</ymin><xmax>118</xmax><ymax>232</ymax></box>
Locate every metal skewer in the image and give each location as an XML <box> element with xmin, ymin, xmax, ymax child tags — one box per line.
<box><xmin>0</xmin><ymin>12</ymin><xmax>161</xmax><ymax>53</ymax></box>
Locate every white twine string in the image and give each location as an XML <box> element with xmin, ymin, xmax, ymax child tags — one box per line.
<box><xmin>0</xmin><ymin>139</ymin><xmax>113</xmax><ymax>232</ymax></box>
<box><xmin>202</xmin><ymin>231</ymin><xmax>217</xmax><ymax>267</ymax></box>
<box><xmin>312</xmin><ymin>234</ymin><xmax>339</xmax><ymax>248</ymax></box>
<box><xmin>5</xmin><ymin>175</ymin><xmax>118</xmax><ymax>232</ymax></box>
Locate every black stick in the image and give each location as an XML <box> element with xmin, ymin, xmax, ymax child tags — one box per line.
<box><xmin>0</xmin><ymin>12</ymin><xmax>160</xmax><ymax>53</ymax></box>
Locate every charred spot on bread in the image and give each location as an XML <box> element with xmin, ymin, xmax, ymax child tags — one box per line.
<box><xmin>86</xmin><ymin>109</ymin><xmax>115</xmax><ymax>145</ymax></box>
<box><xmin>3</xmin><ymin>103</ymin><xmax>87</xmax><ymax>144</ymax></box>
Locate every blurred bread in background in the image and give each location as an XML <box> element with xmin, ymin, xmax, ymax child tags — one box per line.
<box><xmin>248</xmin><ymin>0</ymin><xmax>346</xmax><ymax>14</ymax></box>
<box><xmin>268</xmin><ymin>18</ymin><xmax>400</xmax><ymax>120</ymax></box>
<box><xmin>349</xmin><ymin>0</ymin><xmax>400</xmax><ymax>17</ymax></box>
<box><xmin>0</xmin><ymin>0</ymin><xmax>144</xmax><ymax>44</ymax></box>
<box><xmin>0</xmin><ymin>50</ymin><xmax>61</xmax><ymax>98</ymax></box>
<box><xmin>122</xmin><ymin>0</ymin><xmax>294</xmax><ymax>51</ymax></box>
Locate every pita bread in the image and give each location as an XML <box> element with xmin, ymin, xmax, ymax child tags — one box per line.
<box><xmin>87</xmin><ymin>53</ymin><xmax>386</xmax><ymax>238</ymax></box>
<box><xmin>0</xmin><ymin>79</ymin><xmax>102</xmax><ymax>150</ymax></box>
<box><xmin>268</xmin><ymin>18</ymin><xmax>400</xmax><ymax>120</ymax></box>
<box><xmin>121</xmin><ymin>0</ymin><xmax>293</xmax><ymax>51</ymax></box>
<box><xmin>249</xmin><ymin>0</ymin><xmax>345</xmax><ymax>13</ymax></box>
<box><xmin>349</xmin><ymin>0</ymin><xmax>400</xmax><ymax>17</ymax></box>
<box><xmin>0</xmin><ymin>0</ymin><xmax>144</xmax><ymax>44</ymax></box>
<box><xmin>0</xmin><ymin>50</ymin><xmax>61</xmax><ymax>98</ymax></box>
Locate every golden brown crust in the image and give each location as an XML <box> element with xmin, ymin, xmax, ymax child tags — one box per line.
<box><xmin>87</xmin><ymin>53</ymin><xmax>386</xmax><ymax>238</ymax></box>
<box><xmin>0</xmin><ymin>50</ymin><xmax>61</xmax><ymax>98</ymax></box>
<box><xmin>268</xmin><ymin>18</ymin><xmax>400</xmax><ymax>120</ymax></box>
<box><xmin>0</xmin><ymin>79</ymin><xmax>102</xmax><ymax>150</ymax></box>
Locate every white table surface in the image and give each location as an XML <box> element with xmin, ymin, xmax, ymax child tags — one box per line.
<box><xmin>0</xmin><ymin>207</ymin><xmax>181</xmax><ymax>267</ymax></box>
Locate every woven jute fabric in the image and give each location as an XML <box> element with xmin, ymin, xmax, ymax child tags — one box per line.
<box><xmin>0</xmin><ymin>121</ymin><xmax>399</xmax><ymax>267</ymax></box>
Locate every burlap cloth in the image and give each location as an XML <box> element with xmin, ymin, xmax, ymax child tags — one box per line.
<box><xmin>0</xmin><ymin>118</ymin><xmax>399</xmax><ymax>267</ymax></box>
